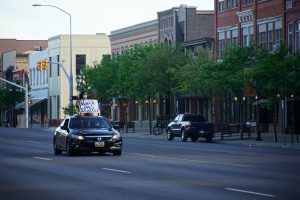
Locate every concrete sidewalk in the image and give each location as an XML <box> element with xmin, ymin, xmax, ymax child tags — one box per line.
<box><xmin>121</xmin><ymin>127</ymin><xmax>300</xmax><ymax>150</ymax></box>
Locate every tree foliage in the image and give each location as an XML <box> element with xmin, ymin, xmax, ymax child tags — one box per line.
<box><xmin>0</xmin><ymin>80</ymin><xmax>25</xmax><ymax>109</ymax></box>
<box><xmin>82</xmin><ymin>43</ymin><xmax>300</xmax><ymax>109</ymax></box>
<box><xmin>252</xmin><ymin>46</ymin><xmax>300</xmax><ymax>105</ymax></box>
<box><xmin>83</xmin><ymin>43</ymin><xmax>188</xmax><ymax>101</ymax></box>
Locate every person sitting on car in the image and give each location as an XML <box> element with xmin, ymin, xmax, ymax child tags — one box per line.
<box><xmin>76</xmin><ymin>91</ymin><xmax>94</xmax><ymax>116</ymax></box>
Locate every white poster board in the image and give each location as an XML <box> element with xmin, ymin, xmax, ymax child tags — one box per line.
<box><xmin>78</xmin><ymin>99</ymin><xmax>100</xmax><ymax>113</ymax></box>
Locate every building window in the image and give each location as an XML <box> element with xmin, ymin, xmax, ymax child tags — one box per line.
<box><xmin>49</xmin><ymin>57</ymin><xmax>52</xmax><ymax>78</ymax></box>
<box><xmin>227</xmin><ymin>0</ymin><xmax>238</xmax><ymax>9</ymax></box>
<box><xmin>258</xmin><ymin>24</ymin><xmax>267</xmax><ymax>49</ymax></box>
<box><xmin>44</xmin><ymin>65</ymin><xmax>47</xmax><ymax>85</ymax></box>
<box><xmin>49</xmin><ymin>96</ymin><xmax>52</xmax><ymax>120</ymax></box>
<box><xmin>226</xmin><ymin>30</ymin><xmax>231</xmax><ymax>49</ymax></box>
<box><xmin>288</xmin><ymin>22</ymin><xmax>294</xmax><ymax>53</ymax></box>
<box><xmin>232</xmin><ymin>29</ymin><xmax>238</xmax><ymax>47</ymax></box>
<box><xmin>29</xmin><ymin>69</ymin><xmax>32</xmax><ymax>86</ymax></box>
<box><xmin>296</xmin><ymin>21</ymin><xmax>300</xmax><ymax>53</ymax></box>
<box><xmin>285</xmin><ymin>0</ymin><xmax>294</xmax><ymax>9</ymax></box>
<box><xmin>57</xmin><ymin>95</ymin><xmax>60</xmax><ymax>119</ymax></box>
<box><xmin>233</xmin><ymin>0</ymin><xmax>238</xmax><ymax>8</ymax></box>
<box><xmin>57</xmin><ymin>55</ymin><xmax>60</xmax><ymax>76</ymax></box>
<box><xmin>218</xmin><ymin>32</ymin><xmax>225</xmax><ymax>58</ymax></box>
<box><xmin>218</xmin><ymin>0</ymin><xmax>225</xmax><ymax>12</ymax></box>
<box><xmin>268</xmin><ymin>22</ymin><xmax>274</xmax><ymax>51</ymax></box>
<box><xmin>249</xmin><ymin>26</ymin><xmax>254</xmax><ymax>44</ymax></box>
<box><xmin>76</xmin><ymin>55</ymin><xmax>86</xmax><ymax>76</ymax></box>
<box><xmin>37</xmin><ymin>68</ymin><xmax>40</xmax><ymax>86</ymax></box>
<box><xmin>242</xmin><ymin>0</ymin><xmax>253</xmax><ymax>6</ymax></box>
<box><xmin>275</xmin><ymin>20</ymin><xmax>282</xmax><ymax>49</ymax></box>
<box><xmin>242</xmin><ymin>26</ymin><xmax>253</xmax><ymax>46</ymax></box>
<box><xmin>242</xmin><ymin>27</ymin><xmax>248</xmax><ymax>46</ymax></box>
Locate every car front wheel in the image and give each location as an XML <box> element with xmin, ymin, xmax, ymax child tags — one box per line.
<box><xmin>66</xmin><ymin>140</ymin><xmax>75</xmax><ymax>156</ymax></box>
<box><xmin>53</xmin><ymin>138</ymin><xmax>62</xmax><ymax>155</ymax></box>
<box><xmin>167</xmin><ymin>129</ymin><xmax>174</xmax><ymax>141</ymax></box>
<box><xmin>181</xmin><ymin>129</ymin><xmax>188</xmax><ymax>142</ymax></box>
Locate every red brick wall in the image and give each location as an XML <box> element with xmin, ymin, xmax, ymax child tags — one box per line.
<box><xmin>256</xmin><ymin>0</ymin><xmax>283</xmax><ymax>19</ymax></box>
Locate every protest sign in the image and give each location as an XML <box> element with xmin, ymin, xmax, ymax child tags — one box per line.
<box><xmin>77</xmin><ymin>99</ymin><xmax>100</xmax><ymax>113</ymax></box>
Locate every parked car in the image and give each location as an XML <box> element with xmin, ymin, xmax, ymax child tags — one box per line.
<box><xmin>166</xmin><ymin>113</ymin><xmax>214</xmax><ymax>142</ymax></box>
<box><xmin>53</xmin><ymin>115</ymin><xmax>122</xmax><ymax>156</ymax></box>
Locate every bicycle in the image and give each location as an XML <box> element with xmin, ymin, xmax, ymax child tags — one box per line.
<box><xmin>152</xmin><ymin>122</ymin><xmax>164</xmax><ymax>135</ymax></box>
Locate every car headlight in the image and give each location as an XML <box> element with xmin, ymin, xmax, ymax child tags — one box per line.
<box><xmin>112</xmin><ymin>133</ymin><xmax>121</xmax><ymax>140</ymax></box>
<box><xmin>72</xmin><ymin>135</ymin><xmax>85</xmax><ymax>140</ymax></box>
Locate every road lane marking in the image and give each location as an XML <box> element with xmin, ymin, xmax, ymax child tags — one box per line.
<box><xmin>225</xmin><ymin>188</ymin><xmax>275</xmax><ymax>197</ymax></box>
<box><xmin>102</xmin><ymin>168</ymin><xmax>132</xmax><ymax>174</ymax></box>
<box><xmin>25</xmin><ymin>140</ymin><xmax>41</xmax><ymax>144</ymax></box>
<box><xmin>127</xmin><ymin>153</ymin><xmax>252</xmax><ymax>168</ymax></box>
<box><xmin>34</xmin><ymin>157</ymin><xmax>53</xmax><ymax>161</ymax></box>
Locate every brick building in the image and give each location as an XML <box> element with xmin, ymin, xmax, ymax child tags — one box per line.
<box><xmin>285</xmin><ymin>0</ymin><xmax>300</xmax><ymax>53</ymax></box>
<box><xmin>214</xmin><ymin>0</ymin><xmax>300</xmax><ymax>133</ymax></box>
<box><xmin>158</xmin><ymin>5</ymin><xmax>214</xmax><ymax>55</ymax></box>
<box><xmin>215</xmin><ymin>0</ymin><xmax>284</xmax><ymax>58</ymax></box>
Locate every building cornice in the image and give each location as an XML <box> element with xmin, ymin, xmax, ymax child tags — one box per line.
<box><xmin>110</xmin><ymin>20</ymin><xmax>158</xmax><ymax>36</ymax></box>
<box><xmin>236</xmin><ymin>9</ymin><xmax>254</xmax><ymax>23</ymax></box>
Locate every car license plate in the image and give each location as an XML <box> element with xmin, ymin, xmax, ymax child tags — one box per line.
<box><xmin>199</xmin><ymin>130</ymin><xmax>204</xmax><ymax>134</ymax></box>
<box><xmin>95</xmin><ymin>142</ymin><xmax>105</xmax><ymax>148</ymax></box>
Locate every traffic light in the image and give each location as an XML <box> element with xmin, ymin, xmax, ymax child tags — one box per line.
<box><xmin>37</xmin><ymin>61</ymin><xmax>42</xmax><ymax>71</ymax></box>
<box><xmin>36</xmin><ymin>60</ymin><xmax>47</xmax><ymax>71</ymax></box>
<box><xmin>41</xmin><ymin>59</ymin><xmax>48</xmax><ymax>71</ymax></box>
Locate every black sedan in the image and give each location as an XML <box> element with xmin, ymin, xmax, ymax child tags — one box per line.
<box><xmin>53</xmin><ymin>116</ymin><xmax>122</xmax><ymax>156</ymax></box>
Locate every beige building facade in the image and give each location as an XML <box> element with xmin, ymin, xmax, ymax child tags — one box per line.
<box><xmin>110</xmin><ymin>20</ymin><xmax>158</xmax><ymax>56</ymax></box>
<box><xmin>47</xmin><ymin>34</ymin><xmax>111</xmax><ymax>124</ymax></box>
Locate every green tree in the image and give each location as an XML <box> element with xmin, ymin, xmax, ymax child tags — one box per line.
<box><xmin>83</xmin><ymin>55</ymin><xmax>118</xmax><ymax>102</ymax></box>
<box><xmin>252</xmin><ymin>46</ymin><xmax>300</xmax><ymax>141</ymax></box>
<box><xmin>0</xmin><ymin>80</ymin><xmax>25</xmax><ymax>109</ymax></box>
<box><xmin>175</xmin><ymin>48</ymin><xmax>212</xmax><ymax>94</ymax></box>
<box><xmin>83</xmin><ymin>43</ymin><xmax>188</xmax><ymax>102</ymax></box>
<box><xmin>131</xmin><ymin>44</ymin><xmax>188</xmax><ymax>100</ymax></box>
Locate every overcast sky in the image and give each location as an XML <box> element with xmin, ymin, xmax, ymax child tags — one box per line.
<box><xmin>0</xmin><ymin>0</ymin><xmax>214</xmax><ymax>40</ymax></box>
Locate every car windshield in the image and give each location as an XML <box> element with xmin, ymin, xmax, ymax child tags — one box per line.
<box><xmin>183</xmin><ymin>115</ymin><xmax>206</xmax><ymax>122</ymax></box>
<box><xmin>69</xmin><ymin>118</ymin><xmax>111</xmax><ymax>129</ymax></box>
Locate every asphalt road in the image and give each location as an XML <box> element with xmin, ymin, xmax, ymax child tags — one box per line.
<box><xmin>0</xmin><ymin>127</ymin><xmax>299</xmax><ymax>200</ymax></box>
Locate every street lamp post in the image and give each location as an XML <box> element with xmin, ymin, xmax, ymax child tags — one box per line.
<box><xmin>33</xmin><ymin>4</ymin><xmax>73</xmax><ymax>114</ymax></box>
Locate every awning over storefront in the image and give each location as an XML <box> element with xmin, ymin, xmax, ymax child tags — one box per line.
<box><xmin>15</xmin><ymin>98</ymin><xmax>47</xmax><ymax>109</ymax></box>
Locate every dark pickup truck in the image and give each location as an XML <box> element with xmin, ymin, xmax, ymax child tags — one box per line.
<box><xmin>166</xmin><ymin>113</ymin><xmax>214</xmax><ymax>142</ymax></box>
